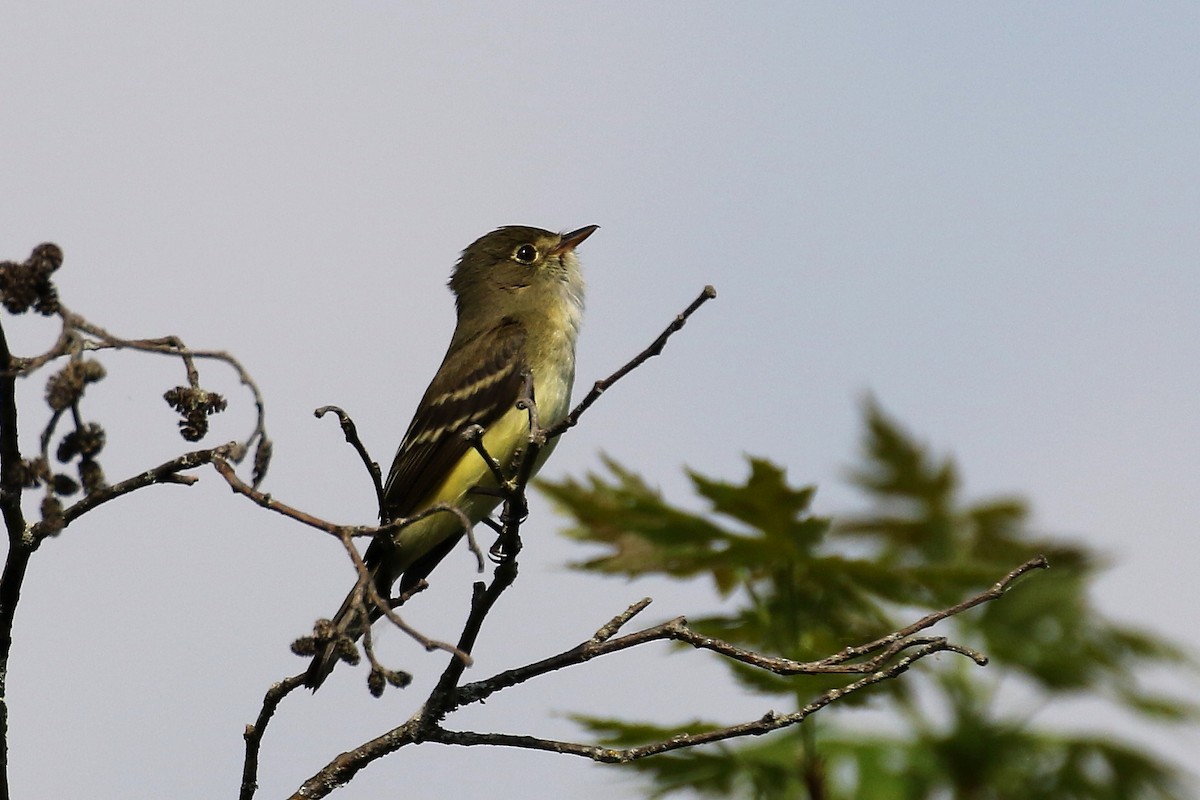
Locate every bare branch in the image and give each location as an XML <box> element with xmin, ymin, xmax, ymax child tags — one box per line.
<box><xmin>240</xmin><ymin>674</ymin><xmax>307</xmax><ymax>800</ymax></box>
<box><xmin>289</xmin><ymin>558</ymin><xmax>1043</xmax><ymax>797</ymax></box>
<box><xmin>336</xmin><ymin>529</ymin><xmax>471</xmax><ymax>666</ymax></box>
<box><xmin>6</xmin><ymin>302</ymin><xmax>270</xmax><ymax>484</ymax></box>
<box><xmin>29</xmin><ymin>446</ymin><xmax>231</xmax><ymax>540</ymax></box>
<box><xmin>0</xmin><ymin>244</ymin><xmax>279</xmax><ymax>796</ymax></box>
<box><xmin>443</xmin><ymin>564</ymin><xmax>1051</xmax><ymax>712</ymax></box>
<box><xmin>547</xmin><ymin>285</ymin><xmax>716</xmax><ymax>439</ymax></box>
<box><xmin>812</xmin><ymin>555</ymin><xmax>1049</xmax><ymax>667</ymax></box>
<box><xmin>0</xmin><ymin>321</ymin><xmax>27</xmax><ymax>541</ymax></box>
<box><xmin>431</xmin><ymin>560</ymin><xmax>518</xmax><ymax>704</ymax></box>
<box><xmin>314</xmin><ymin>405</ymin><xmax>384</xmax><ymax>517</ymax></box>
<box><xmin>459</xmin><ymin>425</ymin><xmax>502</xmax><ymax>488</ymax></box>
<box><xmin>289</xmin><ymin>562</ymin><xmax>521</xmax><ymax>798</ymax></box>
<box><xmin>592</xmin><ymin>597</ymin><xmax>654</xmax><ymax>642</ymax></box>
<box><xmin>211</xmin><ymin>457</ymin><xmax>366</xmax><ymax>536</ymax></box>
<box><xmin>429</xmin><ymin>637</ymin><xmax>961</xmax><ymax>762</ymax></box>
<box><xmin>67</xmin><ymin>313</ymin><xmax>269</xmax><ymax>466</ymax></box>
<box><xmin>488</xmin><ymin>373</ymin><xmax>542</xmax><ymax>562</ymax></box>
<box><xmin>290</xmin><ymin>725</ymin><xmax>419</xmax><ymax>799</ymax></box>
<box><xmin>210</xmin><ymin>456</ymin><xmax>472</xmax><ymax>548</ymax></box>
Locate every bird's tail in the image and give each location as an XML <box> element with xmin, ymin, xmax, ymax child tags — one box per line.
<box><xmin>304</xmin><ymin>566</ymin><xmax>386</xmax><ymax>691</ymax></box>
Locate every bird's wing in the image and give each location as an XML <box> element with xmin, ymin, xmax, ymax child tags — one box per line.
<box><xmin>381</xmin><ymin>317</ymin><xmax>528</xmax><ymax>519</ymax></box>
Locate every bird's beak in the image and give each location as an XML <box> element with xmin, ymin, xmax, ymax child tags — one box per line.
<box><xmin>550</xmin><ymin>225</ymin><xmax>600</xmax><ymax>256</ymax></box>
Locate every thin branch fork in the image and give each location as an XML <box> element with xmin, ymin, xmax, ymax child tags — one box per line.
<box><xmin>6</xmin><ymin>303</ymin><xmax>271</xmax><ymax>485</ymax></box>
<box><xmin>431</xmin><ymin>637</ymin><xmax>956</xmax><ymax>763</ymax></box>
<box><xmin>813</xmin><ymin>555</ymin><xmax>1050</xmax><ymax>667</ymax></box>
<box><xmin>27</xmin><ymin>444</ymin><xmax>241</xmax><ymax>541</ymax></box>
<box><xmin>65</xmin><ymin>311</ymin><xmax>269</xmax><ymax>462</ymax></box>
<box><xmin>448</xmin><ymin>556</ymin><xmax>1048</xmax><ymax>711</ymax></box>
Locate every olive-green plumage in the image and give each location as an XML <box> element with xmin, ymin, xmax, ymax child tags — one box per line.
<box><xmin>306</xmin><ymin>225</ymin><xmax>597</xmax><ymax>689</ymax></box>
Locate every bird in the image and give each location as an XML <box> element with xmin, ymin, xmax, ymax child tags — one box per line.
<box><xmin>305</xmin><ymin>224</ymin><xmax>598</xmax><ymax>689</ymax></box>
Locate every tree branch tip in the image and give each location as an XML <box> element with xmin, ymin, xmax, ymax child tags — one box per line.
<box><xmin>1021</xmin><ymin>554</ymin><xmax>1049</xmax><ymax>572</ymax></box>
<box><xmin>703</xmin><ymin>285</ymin><xmax>717</xmax><ymax>298</ymax></box>
<box><xmin>592</xmin><ymin>597</ymin><xmax>655</xmax><ymax>641</ymax></box>
<box><xmin>943</xmin><ymin>641</ymin><xmax>989</xmax><ymax>666</ymax></box>
<box><xmin>998</xmin><ymin>555</ymin><xmax>1050</xmax><ymax>591</ymax></box>
<box><xmin>313</xmin><ymin>405</ymin><xmax>340</xmax><ymax>419</ymax></box>
<box><xmin>165</xmin><ymin>473</ymin><xmax>200</xmax><ymax>486</ymax></box>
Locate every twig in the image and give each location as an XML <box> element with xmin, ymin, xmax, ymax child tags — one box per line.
<box><xmin>210</xmin><ymin>456</ymin><xmax>473</xmax><ymax>548</ymax></box>
<box><xmin>211</xmin><ymin>457</ymin><xmax>371</xmax><ymax>537</ymax></box>
<box><xmin>239</xmin><ymin>674</ymin><xmax>307</xmax><ymax>800</ymax></box>
<box><xmin>6</xmin><ymin>305</ymin><xmax>270</xmax><ymax>484</ymax></box>
<box><xmin>490</xmin><ymin>374</ymin><xmax>542</xmax><ymax>562</ymax></box>
<box><xmin>812</xmin><ymin>555</ymin><xmax>1049</xmax><ymax>667</ymax></box>
<box><xmin>462</xmin><ymin>425</ymin><xmax>506</xmax><ymax>488</ymax></box>
<box><xmin>36</xmin><ymin>408</ymin><xmax>66</xmax><ymax>465</ymax></box>
<box><xmin>547</xmin><ymin>285</ymin><xmax>716</xmax><ymax>439</ymax></box>
<box><xmin>446</xmin><ymin>561</ymin><xmax>1049</xmax><ymax>709</ymax></box>
<box><xmin>0</xmin><ymin>320</ymin><xmax>27</xmax><ymax>542</ymax></box>
<box><xmin>28</xmin><ymin>445</ymin><xmax>240</xmax><ymax>541</ymax></box>
<box><xmin>67</xmin><ymin>312</ymin><xmax>269</xmax><ymax>467</ymax></box>
<box><xmin>426</xmin><ymin>559</ymin><xmax>520</xmax><ymax>717</ymax></box>
<box><xmin>289</xmin><ymin>558</ymin><xmax>1043</xmax><ymax>798</ymax></box>
<box><xmin>314</xmin><ymin>406</ymin><xmax>384</xmax><ymax>517</ymax></box>
<box><xmin>290</xmin><ymin>559</ymin><xmax>522</xmax><ymax>798</ymax></box>
<box><xmin>430</xmin><ymin>637</ymin><xmax>959</xmax><ymax>762</ymax></box>
<box><xmin>592</xmin><ymin>598</ymin><xmax>654</xmax><ymax>642</ymax></box>
<box><xmin>335</xmin><ymin>529</ymin><xmax>471</xmax><ymax>664</ymax></box>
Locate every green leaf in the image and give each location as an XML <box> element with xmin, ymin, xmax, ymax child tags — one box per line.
<box><xmin>689</xmin><ymin>458</ymin><xmax>823</xmax><ymax>550</ymax></box>
<box><xmin>543</xmin><ymin>401</ymin><xmax>1198</xmax><ymax>800</ymax></box>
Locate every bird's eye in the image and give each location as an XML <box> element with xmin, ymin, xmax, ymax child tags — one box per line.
<box><xmin>513</xmin><ymin>244</ymin><xmax>539</xmax><ymax>264</ymax></box>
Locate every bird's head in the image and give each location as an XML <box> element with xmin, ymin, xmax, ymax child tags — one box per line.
<box><xmin>449</xmin><ymin>225</ymin><xmax>597</xmax><ymax>323</ymax></box>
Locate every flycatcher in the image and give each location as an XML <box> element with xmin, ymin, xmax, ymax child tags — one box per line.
<box><xmin>305</xmin><ymin>224</ymin><xmax>598</xmax><ymax>689</ymax></box>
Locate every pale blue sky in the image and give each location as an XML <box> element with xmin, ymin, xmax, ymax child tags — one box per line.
<box><xmin>3</xmin><ymin>4</ymin><xmax>1198</xmax><ymax>798</ymax></box>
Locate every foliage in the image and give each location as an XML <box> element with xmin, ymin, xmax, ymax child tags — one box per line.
<box><xmin>540</xmin><ymin>400</ymin><xmax>1197</xmax><ymax>799</ymax></box>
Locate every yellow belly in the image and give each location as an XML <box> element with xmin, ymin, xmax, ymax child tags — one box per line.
<box><xmin>389</xmin><ymin>400</ymin><xmax>561</xmax><ymax>572</ymax></box>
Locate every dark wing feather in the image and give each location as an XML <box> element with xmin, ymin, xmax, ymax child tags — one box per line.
<box><xmin>381</xmin><ymin>319</ymin><xmax>527</xmax><ymax>518</ymax></box>
<box><xmin>307</xmin><ymin>320</ymin><xmax>528</xmax><ymax>689</ymax></box>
